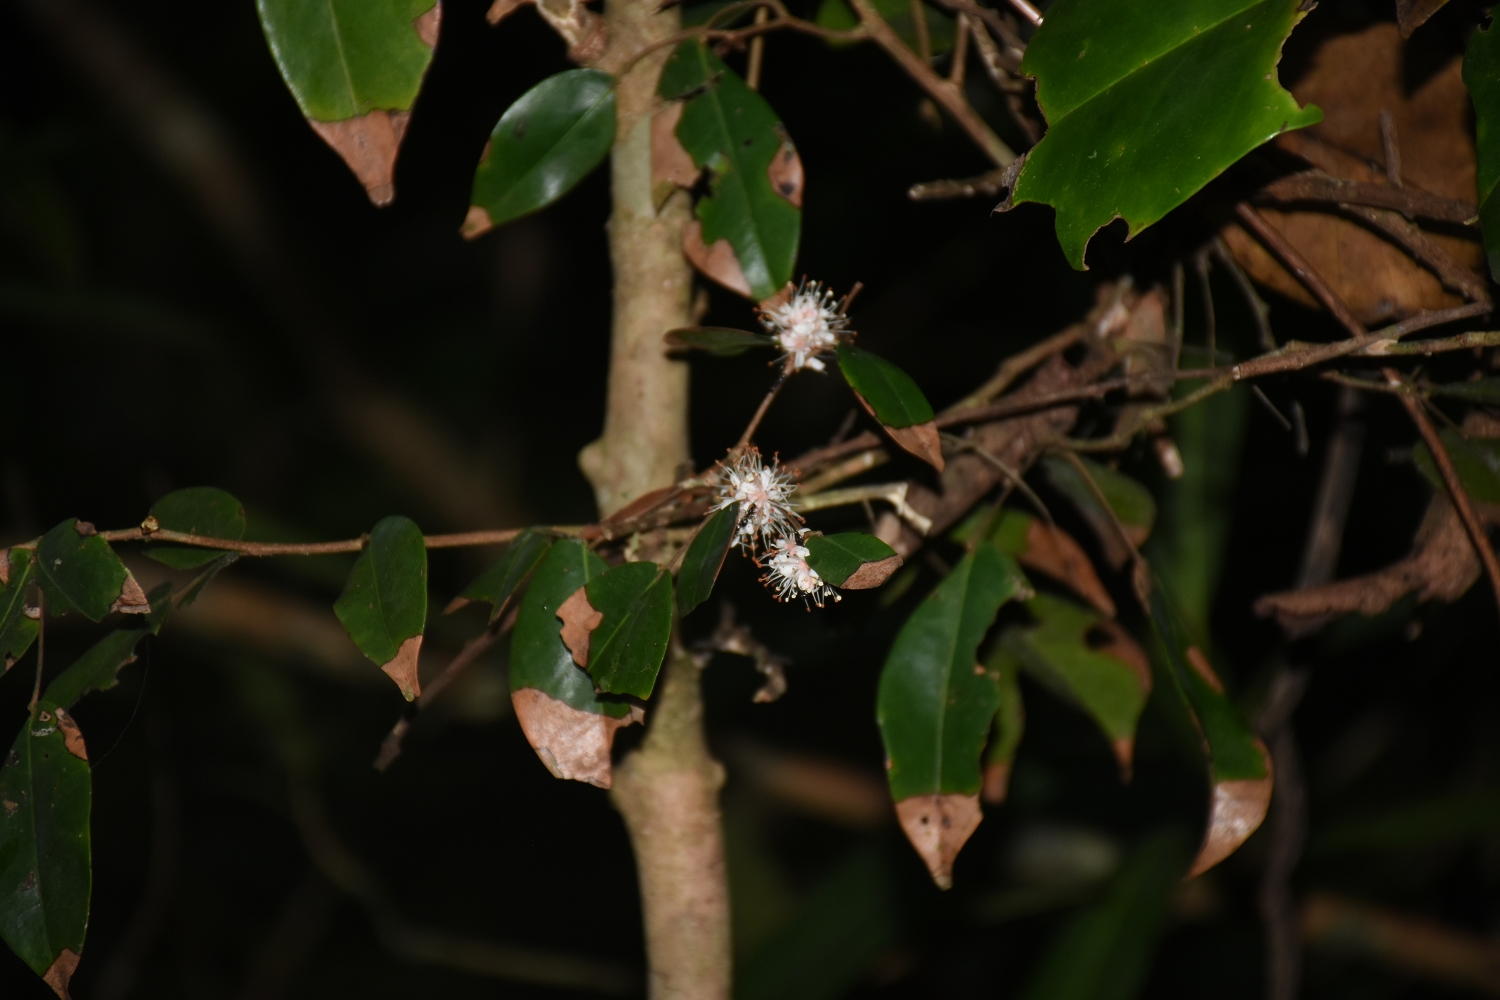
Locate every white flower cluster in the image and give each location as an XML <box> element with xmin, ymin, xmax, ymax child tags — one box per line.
<box><xmin>713</xmin><ymin>449</ymin><xmax>838</xmax><ymax>608</ymax></box>
<box><xmin>758</xmin><ymin>280</ymin><xmax>851</xmax><ymax>373</ymax></box>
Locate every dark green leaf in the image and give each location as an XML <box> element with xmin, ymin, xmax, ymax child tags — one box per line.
<box><xmin>1001</xmin><ymin>594</ymin><xmax>1150</xmax><ymax>774</ymax></box>
<box><xmin>803</xmin><ymin>532</ymin><xmax>901</xmax><ymax>589</ymax></box>
<box><xmin>1013</xmin><ymin>0</ymin><xmax>1321</xmax><ymax>269</ymax></box>
<box><xmin>1413</xmin><ymin>431</ymin><xmax>1500</xmax><ymax>506</ymax></box>
<box><xmin>582</xmin><ymin>562</ymin><xmax>674</xmax><ymax>699</ymax></box>
<box><xmin>0</xmin><ymin>701</ymin><xmax>91</xmax><ymax>989</ymax></box>
<box><xmin>1428</xmin><ymin>377</ymin><xmax>1500</xmax><ymax>405</ymax></box>
<box><xmin>1040</xmin><ymin>455</ymin><xmax>1156</xmax><ymax>568</ymax></box>
<box><xmin>333</xmin><ymin>516</ymin><xmax>427</xmax><ymax>700</ymax></box>
<box><xmin>1466</xmin><ymin>22</ymin><xmax>1500</xmax><ymax>280</ymax></box>
<box><xmin>146</xmin><ymin>486</ymin><xmax>247</xmax><ymax>569</ymax></box>
<box><xmin>658</xmin><ymin>42</ymin><xmax>800</xmax><ymax>301</ymax></box>
<box><xmin>677</xmin><ymin>504</ymin><xmax>739</xmax><ymax>614</ymax></box>
<box><xmin>450</xmin><ymin>529</ymin><xmax>554</xmax><ymax>623</ymax></box>
<box><xmin>835</xmin><ymin>344</ymin><xmax>934</xmax><ymax>428</ymax></box>
<box><xmin>257</xmin><ymin>0</ymin><xmax>440</xmax><ymax>203</ymax></box>
<box><xmin>664</xmin><ymin>327</ymin><xmax>776</xmax><ymax>356</ymax></box>
<box><xmin>0</xmin><ymin>550</ymin><xmax>38</xmax><ymax>669</ymax></box>
<box><xmin>981</xmin><ymin>643</ymin><xmax>1025</xmax><ymax>804</ymax></box>
<box><xmin>814</xmin><ymin>0</ymin><xmax>955</xmax><ymax>52</ymax></box>
<box><xmin>1020</xmin><ymin>829</ymin><xmax>1192</xmax><ymax>1000</ymax></box>
<box><xmin>42</xmin><ymin>630</ymin><xmax>151</xmax><ymax>711</ymax></box>
<box><xmin>35</xmin><ymin>520</ymin><xmax>139</xmax><ymax>622</ymax></box>
<box><xmin>464</xmin><ymin>69</ymin><xmax>616</xmax><ymax>236</ymax></box>
<box><xmin>878</xmin><ymin>546</ymin><xmax>1030</xmax><ymax>886</ymax></box>
<box><xmin>510</xmin><ymin>540</ymin><xmax>630</xmax><ymax>718</ymax></box>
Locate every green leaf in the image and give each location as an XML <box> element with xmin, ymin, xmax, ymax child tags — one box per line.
<box><xmin>464</xmin><ymin>69</ymin><xmax>616</xmax><ymax>237</ymax></box>
<box><xmin>1413</xmin><ymin>431</ymin><xmax>1500</xmax><ymax>506</ymax></box>
<box><xmin>835</xmin><ymin>344</ymin><xmax>935</xmax><ymax>428</ymax></box>
<box><xmin>803</xmin><ymin>532</ymin><xmax>902</xmax><ymax>589</ymax></box>
<box><xmin>450</xmin><ymin>529</ymin><xmax>554</xmax><ymax>623</ymax></box>
<box><xmin>664</xmin><ymin>327</ymin><xmax>776</xmax><ymax>356</ymax></box>
<box><xmin>582</xmin><ymin>562</ymin><xmax>674</xmax><ymax>699</ymax></box>
<box><xmin>878</xmin><ymin>546</ymin><xmax>1031</xmax><ymax>886</ymax></box>
<box><xmin>677</xmin><ymin>504</ymin><xmax>739</xmax><ymax>614</ymax></box>
<box><xmin>1020</xmin><ymin>829</ymin><xmax>1192</xmax><ymax>1000</ymax></box>
<box><xmin>1013</xmin><ymin>0</ymin><xmax>1322</xmax><ymax>269</ymax></box>
<box><xmin>981</xmin><ymin>643</ymin><xmax>1025</xmax><ymax>804</ymax></box>
<box><xmin>146</xmin><ymin>486</ymin><xmax>247</xmax><ymax>569</ymax></box>
<box><xmin>0</xmin><ymin>550</ymin><xmax>38</xmax><ymax>669</ymax></box>
<box><xmin>814</xmin><ymin>0</ymin><xmax>955</xmax><ymax>52</ymax></box>
<box><xmin>257</xmin><ymin>0</ymin><xmax>439</xmax><ymax>203</ymax></box>
<box><xmin>1428</xmin><ymin>377</ymin><xmax>1500</xmax><ymax>405</ymax></box>
<box><xmin>42</xmin><ymin>629</ymin><xmax>150</xmax><ymax>711</ymax></box>
<box><xmin>1039</xmin><ymin>455</ymin><xmax>1156</xmax><ymax>567</ymax></box>
<box><xmin>333</xmin><ymin>516</ymin><xmax>427</xmax><ymax>700</ymax></box>
<box><xmin>658</xmin><ymin>41</ymin><xmax>801</xmax><ymax>301</ymax></box>
<box><xmin>1466</xmin><ymin>22</ymin><xmax>1500</xmax><ymax>280</ymax></box>
<box><xmin>0</xmin><ymin>701</ymin><xmax>91</xmax><ymax>990</ymax></box>
<box><xmin>510</xmin><ymin>540</ymin><xmax>630</xmax><ymax>718</ymax></box>
<box><xmin>1001</xmin><ymin>594</ymin><xmax>1150</xmax><ymax>774</ymax></box>
<box><xmin>35</xmin><ymin>520</ymin><xmax>139</xmax><ymax>622</ymax></box>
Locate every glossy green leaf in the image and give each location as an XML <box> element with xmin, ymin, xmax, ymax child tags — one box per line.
<box><xmin>258</xmin><ymin>0</ymin><xmax>438</xmax><ymax>121</ymax></box>
<box><xmin>665</xmin><ymin>327</ymin><xmax>776</xmax><ymax>356</ymax></box>
<box><xmin>510</xmin><ymin>540</ymin><xmax>631</xmax><ymax>718</ymax></box>
<box><xmin>658</xmin><ymin>41</ymin><xmax>800</xmax><ymax>301</ymax></box>
<box><xmin>1039</xmin><ymin>455</ymin><xmax>1156</xmax><ymax>565</ymax></box>
<box><xmin>677</xmin><ymin>504</ymin><xmax>739</xmax><ymax>614</ymax></box>
<box><xmin>1429</xmin><ymin>377</ymin><xmax>1500</xmax><ymax>405</ymax></box>
<box><xmin>0</xmin><ymin>700</ymin><xmax>91</xmax><ymax>988</ymax></box>
<box><xmin>1466</xmin><ymin>22</ymin><xmax>1500</xmax><ymax>280</ymax></box>
<box><xmin>1413</xmin><ymin>431</ymin><xmax>1500</xmax><ymax>506</ymax></box>
<box><xmin>35</xmin><ymin>520</ymin><xmax>135</xmax><ymax>622</ymax></box>
<box><xmin>333</xmin><ymin>516</ymin><xmax>427</xmax><ymax>699</ymax></box>
<box><xmin>1020</xmin><ymin>829</ymin><xmax>1192</xmax><ymax>1000</ymax></box>
<box><xmin>803</xmin><ymin>532</ymin><xmax>901</xmax><ymax>589</ymax></box>
<box><xmin>465</xmin><ymin>70</ymin><xmax>616</xmax><ymax>235</ymax></box>
<box><xmin>1013</xmin><ymin>0</ymin><xmax>1322</xmax><ymax>269</ymax></box>
<box><xmin>146</xmin><ymin>486</ymin><xmax>247</xmax><ymax>569</ymax></box>
<box><xmin>814</xmin><ymin>0</ymin><xmax>955</xmax><ymax>52</ymax></box>
<box><xmin>583</xmin><ymin>562</ymin><xmax>674</xmax><ymax>699</ymax></box>
<box><xmin>981</xmin><ymin>643</ymin><xmax>1025</xmax><ymax>803</ymax></box>
<box><xmin>1001</xmin><ymin>594</ymin><xmax>1150</xmax><ymax>769</ymax></box>
<box><xmin>878</xmin><ymin>546</ymin><xmax>1031</xmax><ymax>802</ymax></box>
<box><xmin>835</xmin><ymin>344</ymin><xmax>934</xmax><ymax>428</ymax></box>
<box><xmin>43</xmin><ymin>630</ymin><xmax>150</xmax><ymax>712</ymax></box>
<box><xmin>451</xmin><ymin>529</ymin><xmax>554</xmax><ymax>623</ymax></box>
<box><xmin>0</xmin><ymin>550</ymin><xmax>38</xmax><ymax>669</ymax></box>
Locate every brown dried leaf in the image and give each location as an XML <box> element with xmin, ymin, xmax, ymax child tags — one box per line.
<box><xmin>43</xmin><ymin>948</ymin><xmax>80</xmax><ymax>1000</ymax></box>
<box><xmin>1020</xmin><ymin>518</ymin><xmax>1116</xmax><ymax>617</ymax></box>
<box><xmin>895</xmin><ymin>793</ymin><xmax>982</xmax><ymax>889</ymax></box>
<box><xmin>682</xmin><ymin>219</ymin><xmax>752</xmax><ymax>298</ymax></box>
<box><xmin>884</xmin><ymin>421</ymin><xmax>945</xmax><ymax>471</ymax></box>
<box><xmin>1222</xmin><ymin>24</ymin><xmax>1482</xmax><ymax>324</ymax></box>
<box><xmin>414</xmin><ymin>2</ymin><xmax>442</xmax><ymax>46</ymax></box>
<box><xmin>1396</xmin><ymin>0</ymin><xmax>1450</xmax><ymax>38</ymax></box>
<box><xmin>1254</xmin><ymin>494</ymin><xmax>1483</xmax><ymax>635</ymax></box>
<box><xmin>766</xmin><ymin>134</ymin><xmax>803</xmax><ymax>208</ymax></box>
<box><xmin>109</xmin><ymin>572</ymin><xmax>150</xmax><ymax>616</ymax></box>
<box><xmin>461</xmin><ymin>204</ymin><xmax>494</xmax><ymax>240</ymax></box>
<box><xmin>309</xmin><ymin>110</ymin><xmax>412</xmax><ymax>207</ymax></box>
<box><xmin>511</xmin><ymin>687</ymin><xmax>639</xmax><ymax>788</ymax></box>
<box><xmin>1188</xmin><ymin>742</ymin><xmax>1274</xmax><ymax>878</ymax></box>
<box><xmin>652</xmin><ymin>103</ymin><xmax>698</xmax><ymax>209</ymax></box>
<box><xmin>486</xmin><ymin>0</ymin><xmax>529</xmax><ymax>24</ymax></box>
<box><xmin>381</xmin><ymin>635</ymin><xmax>423</xmax><ymax>701</ymax></box>
<box><xmin>1185</xmin><ymin>645</ymin><xmax>1225</xmax><ymax>694</ymax></box>
<box><xmin>54</xmin><ymin>708</ymin><xmax>86</xmax><ymax>762</ymax></box>
<box><xmin>842</xmin><ymin>555</ymin><xmax>904</xmax><ymax>590</ymax></box>
<box><xmin>557</xmin><ymin>585</ymin><xmax>603</xmax><ymax>667</ymax></box>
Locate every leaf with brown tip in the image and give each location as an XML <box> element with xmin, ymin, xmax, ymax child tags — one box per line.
<box><xmin>557</xmin><ymin>586</ymin><xmax>603</xmax><ymax>667</ymax></box>
<box><xmin>43</xmin><ymin>949</ymin><xmax>80</xmax><ymax>1000</ymax></box>
<box><xmin>894</xmin><ymin>794</ymin><xmax>982</xmax><ymax>889</ymax></box>
<box><xmin>511</xmin><ymin>688</ymin><xmax>638</xmax><ymax>788</ymax></box>
<box><xmin>682</xmin><ymin>220</ymin><xmax>752</xmax><ymax>297</ymax></box>
<box><xmin>1189</xmin><ymin>755</ymin><xmax>1274</xmax><ymax>878</ymax></box>
<box><xmin>984</xmin><ymin>508</ymin><xmax>1116</xmax><ymax>617</ymax></box>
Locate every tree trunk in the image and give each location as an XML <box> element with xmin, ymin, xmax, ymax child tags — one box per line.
<box><xmin>586</xmin><ymin>4</ymin><xmax>732</xmax><ymax>998</ymax></box>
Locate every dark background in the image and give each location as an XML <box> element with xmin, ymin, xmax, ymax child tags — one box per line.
<box><xmin>2</xmin><ymin>0</ymin><xmax>1498</xmax><ymax>996</ymax></box>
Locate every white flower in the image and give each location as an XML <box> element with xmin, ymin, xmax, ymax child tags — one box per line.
<box><xmin>761</xmin><ymin>533</ymin><xmax>840</xmax><ymax>608</ymax></box>
<box><xmin>759</xmin><ymin>280</ymin><xmax>850</xmax><ymax>373</ymax></box>
<box><xmin>714</xmin><ymin>448</ymin><xmax>802</xmax><ymax>553</ymax></box>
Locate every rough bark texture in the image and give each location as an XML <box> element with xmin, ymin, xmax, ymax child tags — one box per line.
<box><xmin>586</xmin><ymin>3</ymin><xmax>731</xmax><ymax>997</ymax></box>
<box><xmin>580</xmin><ymin>0</ymin><xmax>695</xmax><ymax>516</ymax></box>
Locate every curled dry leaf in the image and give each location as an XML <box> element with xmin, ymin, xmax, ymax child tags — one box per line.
<box><xmin>842</xmin><ymin>555</ymin><xmax>903</xmax><ymax>590</ymax></box>
<box><xmin>894</xmin><ymin>793</ymin><xmax>982</xmax><ymax>889</ymax></box>
<box><xmin>1019</xmin><ymin>518</ymin><xmax>1116</xmax><ymax>617</ymax></box>
<box><xmin>1255</xmin><ymin>494</ymin><xmax>1491</xmax><ymax>636</ymax></box>
<box><xmin>652</xmin><ymin>103</ymin><xmax>698</xmax><ymax>208</ymax></box>
<box><xmin>382</xmin><ymin>635</ymin><xmax>424</xmax><ymax>701</ymax></box>
<box><xmin>511</xmin><ymin>687</ymin><xmax>640</xmax><ymax>788</ymax></box>
<box><xmin>43</xmin><ymin>948</ymin><xmax>80</xmax><ymax>1000</ymax></box>
<box><xmin>1188</xmin><ymin>743</ymin><xmax>1274</xmax><ymax>878</ymax></box>
<box><xmin>54</xmin><ymin>709</ymin><xmax>86</xmax><ymax>762</ymax></box>
<box><xmin>310</xmin><ymin>112</ymin><xmax>412</xmax><ymax>208</ymax></box>
<box><xmin>109</xmin><ymin>572</ymin><xmax>151</xmax><ymax>616</ymax></box>
<box><xmin>557</xmin><ymin>585</ymin><xmax>604</xmax><ymax>667</ymax></box>
<box><xmin>682</xmin><ymin>219</ymin><xmax>752</xmax><ymax>297</ymax></box>
<box><xmin>766</xmin><ymin>133</ymin><xmax>804</xmax><ymax>208</ymax></box>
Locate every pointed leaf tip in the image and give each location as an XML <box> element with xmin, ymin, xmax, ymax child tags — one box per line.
<box><xmin>334</xmin><ymin>516</ymin><xmax>428</xmax><ymax>698</ymax></box>
<box><xmin>895</xmin><ymin>793</ymin><xmax>982</xmax><ymax>889</ymax></box>
<box><xmin>1189</xmin><ymin>743</ymin><xmax>1274</xmax><ymax>878</ymax></box>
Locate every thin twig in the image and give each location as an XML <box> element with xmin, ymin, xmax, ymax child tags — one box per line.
<box><xmin>375</xmin><ymin>625</ymin><xmax>507</xmax><ymax>772</ymax></box>
<box><xmin>797</xmin><ymin>448</ymin><xmax>890</xmax><ymax>495</ymax></box>
<box><xmin>1235</xmin><ymin>202</ymin><xmax>1369</xmax><ymax>339</ymax></box>
<box><xmin>943</xmin><ymin>434</ymin><xmax>1053</xmax><ymax>524</ymax></box>
<box><xmin>1259</xmin><ymin>667</ymin><xmax>1310</xmax><ymax>1000</ymax></box>
<box><xmin>735</xmin><ymin>365</ymin><xmax>792</xmax><ymax>451</ymax></box>
<box><xmin>1194</xmin><ymin>247</ymin><xmax>1217</xmax><ymax>364</ymax></box>
<box><xmin>1002</xmin><ymin>0</ymin><xmax>1042</xmax><ymax>27</ymax></box>
<box><xmin>1295</xmin><ymin>386</ymin><xmax>1363</xmax><ymax>591</ymax></box>
<box><xmin>797</xmin><ymin>482</ymin><xmax>933</xmax><ymax>533</ymax></box>
<box><xmin>1379</xmin><ymin>110</ymin><xmax>1402</xmax><ymax>188</ymax></box>
<box><xmin>745</xmin><ymin>5</ymin><xmax>769</xmax><ymax>89</ymax></box>
<box><xmin>910</xmin><ymin>0</ymin><xmax>931</xmax><ymax>63</ymax></box>
<box><xmin>1383</xmin><ymin>368</ymin><xmax>1500</xmax><ymax>627</ymax></box>
<box><xmin>948</xmin><ymin>9</ymin><xmax>968</xmax><ymax>86</ymax></box>
<box><xmin>908</xmin><ymin>168</ymin><xmax>1010</xmax><ymax>201</ymax></box>
<box><xmin>1257</xmin><ymin>170</ymin><xmax>1475</xmax><ymax>225</ymax></box>
<box><xmin>1213</xmin><ymin>236</ymin><xmax>1276</xmax><ymax>351</ymax></box>
<box><xmin>614</xmin><ymin>0</ymin><xmax>866</xmax><ymax>77</ymax></box>
<box><xmin>1337</xmin><ymin>203</ymin><xmax>1489</xmax><ymax>304</ymax></box>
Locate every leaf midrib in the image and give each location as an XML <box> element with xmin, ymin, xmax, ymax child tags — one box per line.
<box><xmin>494</xmin><ymin>79</ymin><xmax>612</xmax><ymax>215</ymax></box>
<box><xmin>695</xmin><ymin>49</ymin><xmax>771</xmax><ymax>293</ymax></box>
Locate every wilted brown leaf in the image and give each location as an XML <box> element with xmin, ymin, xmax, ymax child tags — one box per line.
<box><xmin>682</xmin><ymin>220</ymin><xmax>752</xmax><ymax>298</ymax></box>
<box><xmin>842</xmin><ymin>555</ymin><xmax>904</xmax><ymax>589</ymax></box>
<box><xmin>43</xmin><ymin>948</ymin><xmax>80</xmax><ymax>1000</ymax></box>
<box><xmin>1189</xmin><ymin>742</ymin><xmax>1274</xmax><ymax>878</ymax></box>
<box><xmin>511</xmin><ymin>687</ymin><xmax>640</xmax><ymax>788</ymax></box>
<box><xmin>652</xmin><ymin>103</ymin><xmax>698</xmax><ymax>209</ymax></box>
<box><xmin>1019</xmin><ymin>519</ymin><xmax>1116</xmax><ymax>617</ymax></box>
<box><xmin>557</xmin><ymin>585</ymin><xmax>603</xmax><ymax>667</ymax></box>
<box><xmin>895</xmin><ymin>793</ymin><xmax>982</xmax><ymax>889</ymax></box>
<box><xmin>109</xmin><ymin>572</ymin><xmax>150</xmax><ymax>615</ymax></box>
<box><xmin>1396</xmin><ymin>0</ymin><xmax>1451</xmax><ymax>38</ymax></box>
<box><xmin>382</xmin><ymin>635</ymin><xmax>423</xmax><ymax>701</ymax></box>
<box><xmin>309</xmin><ymin>111</ymin><xmax>412</xmax><ymax>208</ymax></box>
